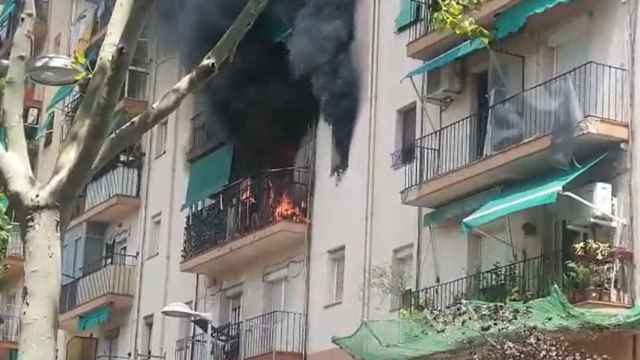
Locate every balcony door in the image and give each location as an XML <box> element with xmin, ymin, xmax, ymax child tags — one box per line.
<box><xmin>485</xmin><ymin>52</ymin><xmax>524</xmax><ymax>155</ymax></box>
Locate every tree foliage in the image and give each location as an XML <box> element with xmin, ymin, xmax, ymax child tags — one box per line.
<box><xmin>431</xmin><ymin>0</ymin><xmax>491</xmax><ymax>42</ymax></box>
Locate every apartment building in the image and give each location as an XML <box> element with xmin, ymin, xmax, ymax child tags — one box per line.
<box><xmin>16</xmin><ymin>0</ymin><xmax>639</xmax><ymax>360</ymax></box>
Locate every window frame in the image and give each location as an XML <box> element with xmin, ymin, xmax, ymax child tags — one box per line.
<box><xmin>327</xmin><ymin>246</ymin><xmax>346</xmax><ymax>306</ymax></box>
<box><xmin>146</xmin><ymin>213</ymin><xmax>162</xmax><ymax>259</ymax></box>
<box><xmin>155</xmin><ymin>120</ymin><xmax>168</xmax><ymax>158</ymax></box>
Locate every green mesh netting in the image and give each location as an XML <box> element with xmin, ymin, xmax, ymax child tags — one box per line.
<box><xmin>333</xmin><ymin>286</ymin><xmax>640</xmax><ymax>360</ymax></box>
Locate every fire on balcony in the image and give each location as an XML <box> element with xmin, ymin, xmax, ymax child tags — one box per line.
<box><xmin>182</xmin><ymin>167</ymin><xmax>310</xmax><ymax>261</ymax></box>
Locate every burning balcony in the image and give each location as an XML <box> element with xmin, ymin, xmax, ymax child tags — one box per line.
<box><xmin>59</xmin><ymin>254</ymin><xmax>137</xmax><ymax>331</ymax></box>
<box><xmin>180</xmin><ymin>168</ymin><xmax>310</xmax><ymax>276</ymax></box>
<box><xmin>402</xmin><ymin>62</ymin><xmax>629</xmax><ymax>209</ymax></box>
<box><xmin>175</xmin><ymin>311</ymin><xmax>305</xmax><ymax>360</ymax></box>
<box><xmin>68</xmin><ymin>157</ymin><xmax>141</xmax><ymax>228</ymax></box>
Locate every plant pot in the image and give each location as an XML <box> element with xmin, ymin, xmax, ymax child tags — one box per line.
<box><xmin>585</xmin><ymin>288</ymin><xmax>600</xmax><ymax>301</ymax></box>
<box><xmin>598</xmin><ymin>289</ymin><xmax>611</xmax><ymax>303</ymax></box>
<box><xmin>569</xmin><ymin>289</ymin><xmax>586</xmax><ymax>304</ymax></box>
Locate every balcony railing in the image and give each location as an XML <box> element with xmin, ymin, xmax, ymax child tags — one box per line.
<box><xmin>0</xmin><ymin>310</ymin><xmax>20</xmax><ymax>343</ymax></box>
<box><xmin>84</xmin><ymin>163</ymin><xmax>141</xmax><ymax>210</ymax></box>
<box><xmin>408</xmin><ymin>0</ymin><xmax>435</xmax><ymax>43</ymax></box>
<box><xmin>182</xmin><ymin>168</ymin><xmax>310</xmax><ymax>261</ymax></box>
<box><xmin>59</xmin><ymin>253</ymin><xmax>137</xmax><ymax>314</ymax></box>
<box><xmin>6</xmin><ymin>223</ymin><xmax>22</xmax><ymax>258</ymax></box>
<box><xmin>402</xmin><ymin>254</ymin><xmax>559</xmax><ymax>311</ymax></box>
<box><xmin>175</xmin><ymin>311</ymin><xmax>305</xmax><ymax>360</ymax></box>
<box><xmin>404</xmin><ymin>62</ymin><xmax>628</xmax><ymax>191</ymax></box>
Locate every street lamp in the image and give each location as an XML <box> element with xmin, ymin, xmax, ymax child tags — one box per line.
<box><xmin>27</xmin><ymin>55</ymin><xmax>83</xmax><ymax>86</ymax></box>
<box><xmin>161</xmin><ymin>303</ymin><xmax>214</xmax><ymax>358</ymax></box>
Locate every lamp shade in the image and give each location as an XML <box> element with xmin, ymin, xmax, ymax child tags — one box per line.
<box><xmin>161</xmin><ymin>302</ymin><xmax>197</xmax><ymax>319</ymax></box>
<box><xmin>27</xmin><ymin>55</ymin><xmax>83</xmax><ymax>86</ymax></box>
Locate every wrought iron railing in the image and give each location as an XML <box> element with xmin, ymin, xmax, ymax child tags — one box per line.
<box><xmin>84</xmin><ymin>163</ymin><xmax>141</xmax><ymax>210</ymax></box>
<box><xmin>6</xmin><ymin>223</ymin><xmax>22</xmax><ymax>258</ymax></box>
<box><xmin>175</xmin><ymin>311</ymin><xmax>305</xmax><ymax>360</ymax></box>
<box><xmin>403</xmin><ymin>62</ymin><xmax>628</xmax><ymax>191</ymax></box>
<box><xmin>408</xmin><ymin>0</ymin><xmax>435</xmax><ymax>43</ymax></box>
<box><xmin>59</xmin><ymin>253</ymin><xmax>137</xmax><ymax>314</ymax></box>
<box><xmin>391</xmin><ymin>146</ymin><xmax>416</xmax><ymax>169</ymax></box>
<box><xmin>182</xmin><ymin>168</ymin><xmax>310</xmax><ymax>261</ymax></box>
<box><xmin>402</xmin><ymin>254</ymin><xmax>561</xmax><ymax>312</ymax></box>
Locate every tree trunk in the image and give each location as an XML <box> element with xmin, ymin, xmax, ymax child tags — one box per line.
<box><xmin>18</xmin><ymin>208</ymin><xmax>61</xmax><ymax>360</ymax></box>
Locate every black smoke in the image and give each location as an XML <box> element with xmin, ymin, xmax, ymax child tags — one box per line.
<box><xmin>157</xmin><ymin>0</ymin><xmax>359</xmax><ymax>174</ymax></box>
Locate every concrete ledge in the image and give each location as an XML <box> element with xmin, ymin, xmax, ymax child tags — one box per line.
<box><xmin>59</xmin><ymin>294</ymin><xmax>133</xmax><ymax>332</ymax></box>
<box><xmin>180</xmin><ymin>221</ymin><xmax>308</xmax><ymax>276</ymax></box>
<box><xmin>68</xmin><ymin>195</ymin><xmax>140</xmax><ymax>229</ymax></box>
<box><xmin>402</xmin><ymin>118</ymin><xmax>628</xmax><ymax>208</ymax></box>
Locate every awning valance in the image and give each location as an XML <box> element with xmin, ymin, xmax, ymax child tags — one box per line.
<box><xmin>461</xmin><ymin>154</ymin><xmax>605</xmax><ymax>233</ymax></box>
<box><xmin>424</xmin><ymin>188</ymin><xmax>501</xmax><ymax>227</ymax></box>
<box><xmin>184</xmin><ymin>144</ymin><xmax>234</xmax><ymax>208</ymax></box>
<box><xmin>77</xmin><ymin>307</ymin><xmax>111</xmax><ymax>332</ymax></box>
<box><xmin>405</xmin><ymin>0</ymin><xmax>573</xmax><ymax>78</ymax></box>
<box><xmin>47</xmin><ymin>85</ymin><xmax>76</xmax><ymax>112</ymax></box>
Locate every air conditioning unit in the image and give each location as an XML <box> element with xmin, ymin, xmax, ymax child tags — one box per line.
<box><xmin>568</xmin><ymin>182</ymin><xmax>617</xmax><ymax>227</ymax></box>
<box><xmin>426</xmin><ymin>62</ymin><xmax>463</xmax><ymax>105</ymax></box>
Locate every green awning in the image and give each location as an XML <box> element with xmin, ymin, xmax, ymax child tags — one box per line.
<box><xmin>36</xmin><ymin>112</ymin><xmax>54</xmax><ymax>140</ymax></box>
<box><xmin>424</xmin><ymin>188</ymin><xmax>501</xmax><ymax>227</ymax></box>
<box><xmin>405</xmin><ymin>0</ymin><xmax>573</xmax><ymax>78</ymax></box>
<box><xmin>462</xmin><ymin>154</ymin><xmax>605</xmax><ymax>233</ymax></box>
<box><xmin>184</xmin><ymin>144</ymin><xmax>234</xmax><ymax>208</ymax></box>
<box><xmin>46</xmin><ymin>85</ymin><xmax>75</xmax><ymax>112</ymax></box>
<box><xmin>406</xmin><ymin>38</ymin><xmax>487</xmax><ymax>78</ymax></box>
<box><xmin>77</xmin><ymin>307</ymin><xmax>111</xmax><ymax>332</ymax></box>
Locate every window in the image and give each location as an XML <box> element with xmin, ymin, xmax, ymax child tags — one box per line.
<box><xmin>177</xmin><ymin>301</ymin><xmax>193</xmax><ymax>349</ymax></box>
<box><xmin>328</xmin><ymin>247</ymin><xmax>345</xmax><ymax>305</ymax></box>
<box><xmin>393</xmin><ymin>104</ymin><xmax>416</xmax><ymax>168</ymax></box>
<box><xmin>265</xmin><ymin>268</ymin><xmax>287</xmax><ymax>312</ymax></box>
<box><xmin>123</xmin><ymin>29</ymin><xmax>149</xmax><ymax>100</ymax></box>
<box><xmin>395</xmin><ymin>0</ymin><xmax>421</xmax><ymax>32</ymax></box>
<box><xmin>155</xmin><ymin>121</ymin><xmax>167</xmax><ymax>158</ymax></box>
<box><xmin>141</xmin><ymin>315</ymin><xmax>153</xmax><ymax>357</ymax></box>
<box><xmin>147</xmin><ymin>213</ymin><xmax>161</xmax><ymax>258</ymax></box>
<box><xmin>391</xmin><ymin>245</ymin><xmax>414</xmax><ymax>310</ymax></box>
<box><xmin>220</xmin><ymin>286</ymin><xmax>243</xmax><ymax>326</ymax></box>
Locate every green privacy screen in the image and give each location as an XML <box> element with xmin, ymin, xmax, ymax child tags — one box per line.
<box><xmin>184</xmin><ymin>144</ymin><xmax>234</xmax><ymax>208</ymax></box>
<box><xmin>333</xmin><ymin>286</ymin><xmax>640</xmax><ymax>360</ymax></box>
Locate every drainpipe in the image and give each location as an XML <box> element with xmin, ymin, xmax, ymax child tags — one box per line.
<box><xmin>362</xmin><ymin>0</ymin><xmax>381</xmax><ymax>321</ymax></box>
<box><xmin>416</xmin><ymin>72</ymin><xmax>426</xmax><ymax>290</ymax></box>
<box><xmin>158</xmin><ymin>63</ymin><xmax>182</xmax><ymax>356</ymax></box>
<box><xmin>629</xmin><ymin>0</ymin><xmax>640</xmax><ymax>301</ymax></box>
<box><xmin>302</xmin><ymin>123</ymin><xmax>317</xmax><ymax>360</ymax></box>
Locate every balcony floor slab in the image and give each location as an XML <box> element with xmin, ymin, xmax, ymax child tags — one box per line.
<box><xmin>68</xmin><ymin>195</ymin><xmax>140</xmax><ymax>229</ymax></box>
<box><xmin>402</xmin><ymin>118</ymin><xmax>628</xmax><ymax>209</ymax></box>
<box><xmin>59</xmin><ymin>293</ymin><xmax>133</xmax><ymax>332</ymax></box>
<box><xmin>180</xmin><ymin>221</ymin><xmax>308</xmax><ymax>276</ymax></box>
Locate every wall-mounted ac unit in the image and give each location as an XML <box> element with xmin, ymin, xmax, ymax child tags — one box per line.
<box><xmin>426</xmin><ymin>62</ymin><xmax>463</xmax><ymax>106</ymax></box>
<box><xmin>567</xmin><ymin>182</ymin><xmax>617</xmax><ymax>227</ymax></box>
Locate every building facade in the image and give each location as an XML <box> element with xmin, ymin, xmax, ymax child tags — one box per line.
<box><xmin>14</xmin><ymin>0</ymin><xmax>640</xmax><ymax>359</ymax></box>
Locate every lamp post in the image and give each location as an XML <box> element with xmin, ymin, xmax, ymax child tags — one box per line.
<box><xmin>161</xmin><ymin>302</ymin><xmax>214</xmax><ymax>360</ymax></box>
<box><xmin>27</xmin><ymin>55</ymin><xmax>83</xmax><ymax>86</ymax></box>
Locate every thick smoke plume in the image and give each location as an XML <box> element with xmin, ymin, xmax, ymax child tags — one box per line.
<box><xmin>157</xmin><ymin>0</ymin><xmax>359</xmax><ymax>174</ymax></box>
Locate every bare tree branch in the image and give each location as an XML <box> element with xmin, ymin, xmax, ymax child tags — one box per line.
<box><xmin>91</xmin><ymin>0</ymin><xmax>269</xmax><ymax>174</ymax></box>
<box><xmin>0</xmin><ymin>0</ymin><xmax>36</xmax><ymax>195</ymax></box>
<box><xmin>43</xmin><ymin>0</ymin><xmax>155</xmax><ymax>207</ymax></box>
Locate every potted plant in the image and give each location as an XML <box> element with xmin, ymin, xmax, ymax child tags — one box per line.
<box><xmin>569</xmin><ymin>240</ymin><xmax>616</xmax><ymax>303</ymax></box>
<box><xmin>564</xmin><ymin>260</ymin><xmax>591</xmax><ymax>303</ymax></box>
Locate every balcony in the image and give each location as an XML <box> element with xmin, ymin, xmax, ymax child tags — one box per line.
<box><xmin>180</xmin><ymin>168</ymin><xmax>309</xmax><ymax>276</ymax></box>
<box><xmin>407</xmin><ymin>0</ymin><xmax>519</xmax><ymax>60</ymax></box>
<box><xmin>0</xmin><ymin>304</ymin><xmax>20</xmax><ymax>349</ymax></box>
<box><xmin>68</xmin><ymin>163</ymin><xmax>141</xmax><ymax>228</ymax></box>
<box><xmin>402</xmin><ymin>62</ymin><xmax>629</xmax><ymax>208</ymax></box>
<box><xmin>176</xmin><ymin>311</ymin><xmax>305</xmax><ymax>360</ymax></box>
<box><xmin>59</xmin><ymin>254</ymin><xmax>137</xmax><ymax>331</ymax></box>
<box><xmin>402</xmin><ymin>252</ymin><xmax>633</xmax><ymax>313</ymax></box>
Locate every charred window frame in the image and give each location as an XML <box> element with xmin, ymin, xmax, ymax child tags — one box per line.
<box><xmin>123</xmin><ymin>27</ymin><xmax>149</xmax><ymax>100</ymax></box>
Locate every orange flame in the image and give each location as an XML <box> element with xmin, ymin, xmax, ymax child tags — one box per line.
<box><xmin>274</xmin><ymin>193</ymin><xmax>306</xmax><ymax>223</ymax></box>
